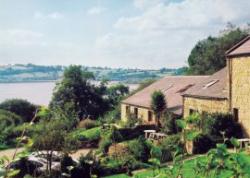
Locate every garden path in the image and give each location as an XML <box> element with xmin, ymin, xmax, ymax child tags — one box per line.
<box><xmin>0</xmin><ymin>147</ymin><xmax>25</xmax><ymax>160</ymax></box>
<box><xmin>0</xmin><ymin>148</ymin><xmax>95</xmax><ymax>161</ymax></box>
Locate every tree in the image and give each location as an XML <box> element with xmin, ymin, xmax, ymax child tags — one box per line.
<box><xmin>32</xmin><ymin>118</ymin><xmax>78</xmax><ymax>176</ymax></box>
<box><xmin>106</xmin><ymin>84</ymin><xmax>129</xmax><ymax>106</ymax></box>
<box><xmin>187</xmin><ymin>28</ymin><xmax>248</xmax><ymax>75</ymax></box>
<box><xmin>150</xmin><ymin>91</ymin><xmax>166</xmax><ymax>126</ymax></box>
<box><xmin>0</xmin><ymin>99</ymin><xmax>37</xmax><ymax>123</ymax></box>
<box><xmin>50</xmin><ymin>65</ymin><xmax>107</xmax><ymax>120</ymax></box>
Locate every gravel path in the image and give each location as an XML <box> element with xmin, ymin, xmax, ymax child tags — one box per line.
<box><xmin>0</xmin><ymin>147</ymin><xmax>95</xmax><ymax>161</ymax></box>
<box><xmin>70</xmin><ymin>148</ymin><xmax>96</xmax><ymax>160</ymax></box>
<box><xmin>0</xmin><ymin>148</ymin><xmax>25</xmax><ymax>160</ymax></box>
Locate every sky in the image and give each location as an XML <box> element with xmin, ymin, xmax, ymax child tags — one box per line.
<box><xmin>0</xmin><ymin>0</ymin><xmax>250</xmax><ymax>69</ymax></box>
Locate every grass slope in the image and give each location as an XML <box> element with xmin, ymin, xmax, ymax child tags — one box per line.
<box><xmin>71</xmin><ymin>127</ymin><xmax>101</xmax><ymax>141</ymax></box>
<box><xmin>104</xmin><ymin>153</ymin><xmax>250</xmax><ymax>178</ymax></box>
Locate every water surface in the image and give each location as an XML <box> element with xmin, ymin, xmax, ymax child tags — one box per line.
<box><xmin>0</xmin><ymin>82</ymin><xmax>138</xmax><ymax>106</ymax></box>
<box><xmin>0</xmin><ymin>82</ymin><xmax>56</xmax><ymax>105</ymax></box>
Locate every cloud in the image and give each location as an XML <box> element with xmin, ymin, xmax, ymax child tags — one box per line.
<box><xmin>87</xmin><ymin>7</ymin><xmax>106</xmax><ymax>15</ymax></box>
<box><xmin>133</xmin><ymin>0</ymin><xmax>164</xmax><ymax>10</ymax></box>
<box><xmin>0</xmin><ymin>29</ymin><xmax>85</xmax><ymax>65</ymax></box>
<box><xmin>47</xmin><ymin>12</ymin><xmax>64</xmax><ymax>19</ymax></box>
<box><xmin>34</xmin><ymin>11</ymin><xmax>64</xmax><ymax>20</ymax></box>
<box><xmin>94</xmin><ymin>0</ymin><xmax>250</xmax><ymax>68</ymax></box>
<box><xmin>116</xmin><ymin>0</ymin><xmax>250</xmax><ymax>31</ymax></box>
<box><xmin>1</xmin><ymin>0</ymin><xmax>250</xmax><ymax>68</ymax></box>
<box><xmin>0</xmin><ymin>29</ymin><xmax>45</xmax><ymax>46</ymax></box>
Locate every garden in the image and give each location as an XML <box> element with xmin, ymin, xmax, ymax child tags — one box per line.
<box><xmin>0</xmin><ymin>65</ymin><xmax>250</xmax><ymax>178</ymax></box>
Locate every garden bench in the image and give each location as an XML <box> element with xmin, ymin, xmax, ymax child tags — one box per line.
<box><xmin>145</xmin><ymin>131</ymin><xmax>167</xmax><ymax>141</ymax></box>
<box><xmin>144</xmin><ymin>130</ymin><xmax>156</xmax><ymax>139</ymax></box>
<box><xmin>235</xmin><ymin>138</ymin><xmax>250</xmax><ymax>152</ymax></box>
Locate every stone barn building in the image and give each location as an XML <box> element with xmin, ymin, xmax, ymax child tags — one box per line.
<box><xmin>121</xmin><ymin>76</ymin><xmax>207</xmax><ymax>124</ymax></box>
<box><xmin>182</xmin><ymin>36</ymin><xmax>250</xmax><ymax>136</ymax></box>
<box><xmin>121</xmin><ymin>35</ymin><xmax>250</xmax><ymax>136</ymax></box>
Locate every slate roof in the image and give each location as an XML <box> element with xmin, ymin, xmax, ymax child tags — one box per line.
<box><xmin>122</xmin><ymin>76</ymin><xmax>208</xmax><ymax>115</ymax></box>
<box><xmin>182</xmin><ymin>67</ymin><xmax>228</xmax><ymax>99</ymax></box>
<box><xmin>226</xmin><ymin>35</ymin><xmax>250</xmax><ymax>57</ymax></box>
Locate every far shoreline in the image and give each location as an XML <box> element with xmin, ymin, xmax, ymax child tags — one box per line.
<box><xmin>0</xmin><ymin>80</ymin><xmax>141</xmax><ymax>85</ymax></box>
<box><xmin>0</xmin><ymin>80</ymin><xmax>58</xmax><ymax>84</ymax></box>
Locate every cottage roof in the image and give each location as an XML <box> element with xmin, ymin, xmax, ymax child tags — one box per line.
<box><xmin>226</xmin><ymin>35</ymin><xmax>250</xmax><ymax>57</ymax></box>
<box><xmin>182</xmin><ymin>67</ymin><xmax>228</xmax><ymax>99</ymax></box>
<box><xmin>122</xmin><ymin>76</ymin><xmax>207</xmax><ymax>115</ymax></box>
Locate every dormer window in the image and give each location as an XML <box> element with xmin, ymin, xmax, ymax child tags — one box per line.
<box><xmin>203</xmin><ymin>79</ymin><xmax>218</xmax><ymax>89</ymax></box>
<box><xmin>177</xmin><ymin>84</ymin><xmax>194</xmax><ymax>93</ymax></box>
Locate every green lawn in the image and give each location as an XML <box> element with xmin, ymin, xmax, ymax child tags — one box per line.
<box><xmin>71</xmin><ymin>127</ymin><xmax>101</xmax><ymax>141</ymax></box>
<box><xmin>103</xmin><ymin>153</ymin><xmax>250</xmax><ymax>178</ymax></box>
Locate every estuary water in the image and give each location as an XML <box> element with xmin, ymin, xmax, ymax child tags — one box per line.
<box><xmin>0</xmin><ymin>81</ymin><xmax>138</xmax><ymax>106</ymax></box>
<box><xmin>0</xmin><ymin>82</ymin><xmax>56</xmax><ymax>106</ymax></box>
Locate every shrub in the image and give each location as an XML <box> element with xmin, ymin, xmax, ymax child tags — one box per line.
<box><xmin>36</xmin><ymin>106</ymin><xmax>51</xmax><ymax>120</ymax></box>
<box><xmin>159</xmin><ymin>134</ymin><xmax>183</xmax><ymax>152</ymax></box>
<box><xmin>202</xmin><ymin>113</ymin><xmax>243</xmax><ymax>141</ymax></box>
<box><xmin>78</xmin><ymin>119</ymin><xmax>98</xmax><ymax>129</ymax></box>
<box><xmin>108</xmin><ymin>143</ymin><xmax>129</xmax><ymax>157</ymax></box>
<box><xmin>127</xmin><ymin>137</ymin><xmax>150</xmax><ymax>162</ymax></box>
<box><xmin>160</xmin><ymin>112</ymin><xmax>178</xmax><ymax>134</ymax></box>
<box><xmin>0</xmin><ymin>109</ymin><xmax>22</xmax><ymax>126</ymax></box>
<box><xmin>61</xmin><ymin>154</ymin><xmax>76</xmax><ymax>174</ymax></box>
<box><xmin>99</xmin><ymin>127</ymin><xmax>123</xmax><ymax>154</ymax></box>
<box><xmin>120</xmin><ymin>113</ymin><xmax>141</xmax><ymax>128</ymax></box>
<box><xmin>158</xmin><ymin>134</ymin><xmax>184</xmax><ymax>162</ymax></box>
<box><xmin>99</xmin><ymin>137</ymin><xmax>112</xmax><ymax>154</ymax></box>
<box><xmin>0</xmin><ymin>143</ymin><xmax>9</xmax><ymax>150</ymax></box>
<box><xmin>0</xmin><ymin>99</ymin><xmax>37</xmax><ymax>122</ymax></box>
<box><xmin>99</xmin><ymin>106</ymin><xmax>121</xmax><ymax>124</ymax></box>
<box><xmin>192</xmin><ymin>134</ymin><xmax>216</xmax><ymax>154</ymax></box>
<box><xmin>0</xmin><ymin>109</ymin><xmax>23</xmax><ymax>146</ymax></box>
<box><xmin>109</xmin><ymin>127</ymin><xmax>123</xmax><ymax>142</ymax></box>
<box><xmin>150</xmin><ymin>145</ymin><xmax>162</xmax><ymax>161</ymax></box>
<box><xmin>72</xmin><ymin>127</ymin><xmax>101</xmax><ymax>142</ymax></box>
<box><xmin>71</xmin><ymin>155</ymin><xmax>92</xmax><ymax>178</ymax></box>
<box><xmin>97</xmin><ymin>154</ymin><xmax>147</xmax><ymax>176</ymax></box>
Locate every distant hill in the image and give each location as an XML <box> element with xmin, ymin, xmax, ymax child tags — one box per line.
<box><xmin>0</xmin><ymin>64</ymin><xmax>184</xmax><ymax>83</ymax></box>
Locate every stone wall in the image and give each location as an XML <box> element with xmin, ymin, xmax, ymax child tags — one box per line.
<box><xmin>183</xmin><ymin>96</ymin><xmax>229</xmax><ymax>154</ymax></box>
<box><xmin>121</xmin><ymin>103</ymin><xmax>157</xmax><ymax>124</ymax></box>
<box><xmin>231</xmin><ymin>56</ymin><xmax>250</xmax><ymax>136</ymax></box>
<box><xmin>183</xmin><ymin>97</ymin><xmax>229</xmax><ymax>118</ymax></box>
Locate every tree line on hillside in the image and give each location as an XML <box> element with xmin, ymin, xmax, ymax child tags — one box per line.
<box><xmin>0</xmin><ymin>64</ymin><xmax>179</xmax><ymax>83</ymax></box>
<box><xmin>186</xmin><ymin>24</ymin><xmax>250</xmax><ymax>75</ymax></box>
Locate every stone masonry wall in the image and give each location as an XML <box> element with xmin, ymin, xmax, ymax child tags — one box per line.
<box><xmin>183</xmin><ymin>97</ymin><xmax>229</xmax><ymax>154</ymax></box>
<box><xmin>183</xmin><ymin>97</ymin><xmax>229</xmax><ymax>118</ymax></box>
<box><xmin>231</xmin><ymin>56</ymin><xmax>250</xmax><ymax>136</ymax></box>
<box><xmin>121</xmin><ymin>103</ymin><xmax>156</xmax><ymax>125</ymax></box>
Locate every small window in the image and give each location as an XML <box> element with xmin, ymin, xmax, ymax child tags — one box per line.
<box><xmin>134</xmin><ymin>108</ymin><xmax>138</xmax><ymax>118</ymax></box>
<box><xmin>233</xmin><ymin>108</ymin><xmax>239</xmax><ymax>122</ymax></box>
<box><xmin>126</xmin><ymin>106</ymin><xmax>130</xmax><ymax>115</ymax></box>
<box><xmin>148</xmin><ymin>111</ymin><xmax>153</xmax><ymax>122</ymax></box>
<box><xmin>189</xmin><ymin>109</ymin><xmax>195</xmax><ymax>115</ymax></box>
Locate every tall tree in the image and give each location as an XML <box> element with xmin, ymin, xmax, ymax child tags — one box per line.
<box><xmin>187</xmin><ymin>28</ymin><xmax>248</xmax><ymax>75</ymax></box>
<box><xmin>150</xmin><ymin>91</ymin><xmax>167</xmax><ymax>126</ymax></box>
<box><xmin>50</xmin><ymin>65</ymin><xmax>107</xmax><ymax>120</ymax></box>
